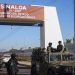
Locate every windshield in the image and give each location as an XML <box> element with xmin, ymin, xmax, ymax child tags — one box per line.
<box><xmin>50</xmin><ymin>55</ymin><xmax>61</xmax><ymax>61</ymax></box>
<box><xmin>62</xmin><ymin>54</ymin><xmax>75</xmax><ymax>61</ymax></box>
<box><xmin>50</xmin><ymin>54</ymin><xmax>75</xmax><ymax>61</ymax></box>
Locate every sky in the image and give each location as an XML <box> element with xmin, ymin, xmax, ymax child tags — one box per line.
<box><xmin>0</xmin><ymin>0</ymin><xmax>74</xmax><ymax>50</ymax></box>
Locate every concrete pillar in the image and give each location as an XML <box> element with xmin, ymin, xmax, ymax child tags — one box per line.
<box><xmin>40</xmin><ymin>6</ymin><xmax>63</xmax><ymax>48</ymax></box>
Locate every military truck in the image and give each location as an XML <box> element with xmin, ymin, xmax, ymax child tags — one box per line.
<box><xmin>31</xmin><ymin>47</ymin><xmax>75</xmax><ymax>75</ymax></box>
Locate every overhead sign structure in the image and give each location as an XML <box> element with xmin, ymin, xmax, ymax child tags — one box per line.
<box><xmin>0</xmin><ymin>3</ymin><xmax>63</xmax><ymax>48</ymax></box>
<box><xmin>0</xmin><ymin>4</ymin><xmax>44</xmax><ymax>22</ymax></box>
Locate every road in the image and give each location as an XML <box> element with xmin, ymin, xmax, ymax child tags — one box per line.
<box><xmin>0</xmin><ymin>63</ymin><xmax>31</xmax><ymax>75</ymax></box>
<box><xmin>0</xmin><ymin>68</ymin><xmax>31</xmax><ymax>75</ymax></box>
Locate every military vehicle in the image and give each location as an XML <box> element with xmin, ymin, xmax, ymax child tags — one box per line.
<box><xmin>31</xmin><ymin>47</ymin><xmax>75</xmax><ymax>75</ymax></box>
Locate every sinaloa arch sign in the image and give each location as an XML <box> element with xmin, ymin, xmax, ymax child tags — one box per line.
<box><xmin>0</xmin><ymin>4</ymin><xmax>63</xmax><ymax>48</ymax></box>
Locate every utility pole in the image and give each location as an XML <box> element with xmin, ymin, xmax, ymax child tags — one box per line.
<box><xmin>4</xmin><ymin>4</ymin><xmax>7</xmax><ymax>18</ymax></box>
<box><xmin>4</xmin><ymin>4</ymin><xmax>9</xmax><ymax>18</ymax></box>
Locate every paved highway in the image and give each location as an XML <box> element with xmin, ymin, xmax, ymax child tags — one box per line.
<box><xmin>0</xmin><ymin>68</ymin><xmax>31</xmax><ymax>75</ymax></box>
<box><xmin>0</xmin><ymin>63</ymin><xmax>31</xmax><ymax>75</ymax></box>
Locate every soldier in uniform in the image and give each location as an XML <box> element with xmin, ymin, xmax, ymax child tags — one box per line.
<box><xmin>57</xmin><ymin>41</ymin><xmax>63</xmax><ymax>52</ymax></box>
<box><xmin>6</xmin><ymin>53</ymin><xmax>18</xmax><ymax>75</ymax></box>
<box><xmin>47</xmin><ymin>42</ymin><xmax>53</xmax><ymax>52</ymax></box>
<box><xmin>47</xmin><ymin>42</ymin><xmax>53</xmax><ymax>62</ymax></box>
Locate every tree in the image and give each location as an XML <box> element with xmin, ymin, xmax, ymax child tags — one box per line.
<box><xmin>66</xmin><ymin>39</ymin><xmax>71</xmax><ymax>43</ymax></box>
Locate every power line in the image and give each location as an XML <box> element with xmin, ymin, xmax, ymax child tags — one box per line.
<box><xmin>0</xmin><ymin>26</ymin><xmax>23</xmax><ymax>42</ymax></box>
<box><xmin>0</xmin><ymin>0</ymin><xmax>58</xmax><ymax>43</ymax></box>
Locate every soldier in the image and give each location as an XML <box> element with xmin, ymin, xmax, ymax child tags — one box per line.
<box><xmin>31</xmin><ymin>64</ymin><xmax>38</xmax><ymax>75</ymax></box>
<box><xmin>6</xmin><ymin>53</ymin><xmax>18</xmax><ymax>75</ymax></box>
<box><xmin>57</xmin><ymin>41</ymin><xmax>63</xmax><ymax>52</ymax></box>
<box><xmin>47</xmin><ymin>42</ymin><xmax>53</xmax><ymax>62</ymax></box>
<box><xmin>47</xmin><ymin>42</ymin><xmax>53</xmax><ymax>52</ymax></box>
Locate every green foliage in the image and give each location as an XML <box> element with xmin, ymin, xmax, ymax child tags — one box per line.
<box><xmin>32</xmin><ymin>48</ymin><xmax>46</xmax><ymax>62</ymax></box>
<box><xmin>66</xmin><ymin>39</ymin><xmax>71</xmax><ymax>43</ymax></box>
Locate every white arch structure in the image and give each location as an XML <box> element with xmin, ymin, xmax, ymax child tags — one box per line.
<box><xmin>0</xmin><ymin>4</ymin><xmax>63</xmax><ymax>48</ymax></box>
